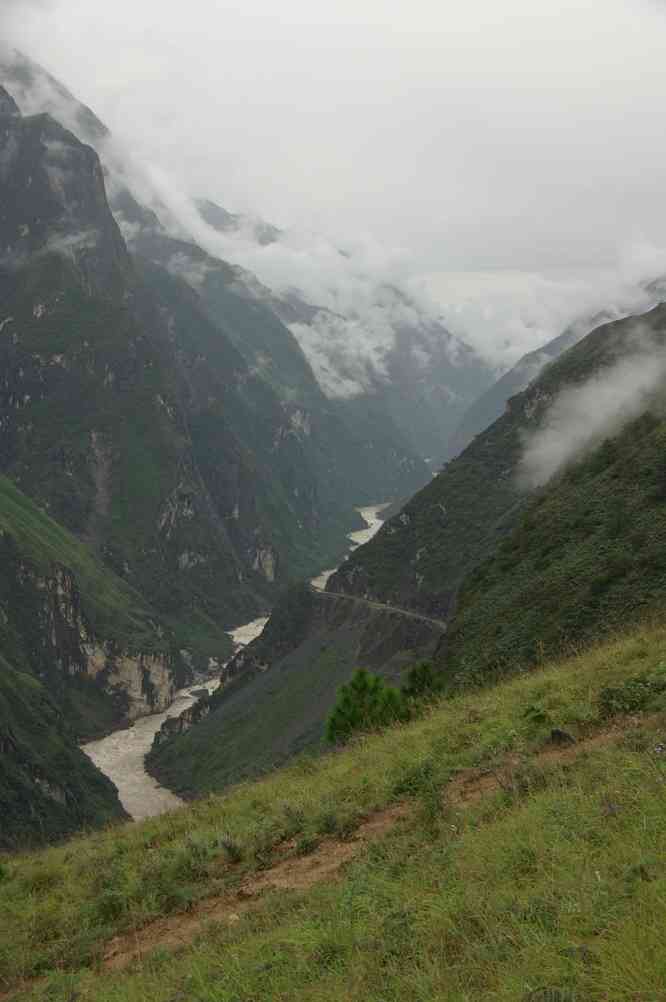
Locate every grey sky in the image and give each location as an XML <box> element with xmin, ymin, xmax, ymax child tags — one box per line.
<box><xmin>4</xmin><ymin>0</ymin><xmax>666</xmax><ymax>365</ymax></box>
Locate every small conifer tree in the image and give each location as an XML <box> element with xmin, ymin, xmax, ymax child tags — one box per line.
<box><xmin>326</xmin><ymin>669</ymin><xmax>409</xmax><ymax>744</ymax></box>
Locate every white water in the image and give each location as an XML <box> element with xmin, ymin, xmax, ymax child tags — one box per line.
<box><xmin>310</xmin><ymin>503</ymin><xmax>390</xmax><ymax>590</ymax></box>
<box><xmin>83</xmin><ymin>506</ymin><xmax>388</xmax><ymax>820</ymax></box>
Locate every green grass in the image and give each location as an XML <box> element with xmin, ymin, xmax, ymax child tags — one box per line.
<box><xmin>2</xmin><ymin>616</ymin><xmax>666</xmax><ymax>998</ymax></box>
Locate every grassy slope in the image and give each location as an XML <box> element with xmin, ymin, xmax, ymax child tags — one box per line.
<box><xmin>0</xmin><ymin>656</ymin><xmax>125</xmax><ymax>851</ymax></box>
<box><xmin>2</xmin><ymin>616</ymin><xmax>666</xmax><ymax>999</ymax></box>
<box><xmin>445</xmin><ymin>408</ymin><xmax>666</xmax><ymax>685</ymax></box>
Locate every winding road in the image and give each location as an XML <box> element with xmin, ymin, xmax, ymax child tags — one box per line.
<box><xmin>312</xmin><ymin>586</ymin><xmax>447</xmax><ymax>631</ymax></box>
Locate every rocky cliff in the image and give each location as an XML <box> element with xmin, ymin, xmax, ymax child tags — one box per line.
<box><xmin>0</xmin><ymin>475</ymin><xmax>180</xmax><ymax>739</ymax></box>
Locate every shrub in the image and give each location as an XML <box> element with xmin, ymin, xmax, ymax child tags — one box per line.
<box><xmin>326</xmin><ymin>669</ymin><xmax>409</xmax><ymax>744</ymax></box>
<box><xmin>402</xmin><ymin>660</ymin><xmax>444</xmax><ymax>701</ymax></box>
<box><xmin>598</xmin><ymin>663</ymin><xmax>666</xmax><ymax>717</ymax></box>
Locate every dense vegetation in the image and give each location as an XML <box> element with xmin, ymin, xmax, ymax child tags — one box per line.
<box><xmin>445</xmin><ymin>408</ymin><xmax>666</xmax><ymax>686</ymax></box>
<box><xmin>325</xmin><ymin>668</ymin><xmax>409</xmax><ymax>743</ymax></box>
<box><xmin>2</xmin><ymin>618</ymin><xmax>666</xmax><ymax>998</ymax></box>
<box><xmin>326</xmin><ymin>663</ymin><xmax>443</xmax><ymax>743</ymax></box>
<box><xmin>0</xmin><ymin>656</ymin><xmax>125</xmax><ymax>850</ymax></box>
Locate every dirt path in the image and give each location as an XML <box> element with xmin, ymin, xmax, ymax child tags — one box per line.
<box><xmin>100</xmin><ymin>720</ymin><xmax>645</xmax><ymax>974</ymax></box>
<box><xmin>2</xmin><ymin>716</ymin><xmax>656</xmax><ymax>999</ymax></box>
<box><xmin>102</xmin><ymin>802</ymin><xmax>411</xmax><ymax>972</ymax></box>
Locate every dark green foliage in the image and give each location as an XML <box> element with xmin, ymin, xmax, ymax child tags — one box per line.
<box><xmin>598</xmin><ymin>664</ymin><xmax>666</xmax><ymax>717</ymax></box>
<box><xmin>445</xmin><ymin>408</ymin><xmax>666</xmax><ymax>685</ymax></box>
<box><xmin>0</xmin><ymin>655</ymin><xmax>125</xmax><ymax>850</ymax></box>
<box><xmin>326</xmin><ymin>669</ymin><xmax>409</xmax><ymax>744</ymax></box>
<box><xmin>401</xmin><ymin>660</ymin><xmax>444</xmax><ymax>701</ymax></box>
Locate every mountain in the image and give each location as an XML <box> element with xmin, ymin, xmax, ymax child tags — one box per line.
<box><xmin>328</xmin><ymin>303</ymin><xmax>666</xmax><ymax>620</ymax></box>
<box><xmin>0</xmin><ymin>92</ymin><xmax>249</xmax><ymax>651</ymax></box>
<box><xmin>448</xmin><ymin>304</ymin><xmax>659</xmax><ymax>457</ymax></box>
<box><xmin>443</xmin><ymin>325</ymin><xmax>666</xmax><ymax>685</ymax></box>
<box><xmin>148</xmin><ymin>301</ymin><xmax>666</xmax><ymax>795</ymax></box>
<box><xmin>0</xmin><ymin>68</ymin><xmax>428</xmax><ymax>663</ymax></box>
<box><xmin>191</xmin><ymin>201</ymin><xmax>496</xmax><ymax>467</ymax></box>
<box><xmin>1</xmin><ymin>48</ymin><xmax>430</xmax><ymax>505</ymax></box>
<box><xmin>0</xmin><ymin>48</ymin><xmax>494</xmax><ymax>475</ymax></box>
<box><xmin>273</xmin><ymin>276</ymin><xmax>495</xmax><ymax>465</ymax></box>
<box><xmin>0</xmin><ymin>60</ymin><xmax>432</xmax><ymax>843</ymax></box>
<box><xmin>127</xmin><ymin>225</ymin><xmax>429</xmax><ymax>511</ymax></box>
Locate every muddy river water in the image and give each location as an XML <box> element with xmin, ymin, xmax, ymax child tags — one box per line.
<box><xmin>82</xmin><ymin>504</ymin><xmax>389</xmax><ymax>820</ymax></box>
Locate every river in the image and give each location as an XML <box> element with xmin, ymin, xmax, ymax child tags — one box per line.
<box><xmin>82</xmin><ymin>504</ymin><xmax>389</xmax><ymax>821</ymax></box>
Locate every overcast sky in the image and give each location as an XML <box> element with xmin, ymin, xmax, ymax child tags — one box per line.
<box><xmin>4</xmin><ymin>0</ymin><xmax>666</xmax><ymax>364</ymax></box>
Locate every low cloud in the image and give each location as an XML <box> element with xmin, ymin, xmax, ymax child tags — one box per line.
<box><xmin>416</xmin><ymin>260</ymin><xmax>664</xmax><ymax>371</ymax></box>
<box><xmin>106</xmin><ymin>152</ymin><xmax>456</xmax><ymax>397</ymax></box>
<box><xmin>4</xmin><ymin>42</ymin><xmax>666</xmax><ymax>404</ymax></box>
<box><xmin>42</xmin><ymin>228</ymin><xmax>100</xmax><ymax>257</ymax></box>
<box><xmin>519</xmin><ymin>330</ymin><xmax>666</xmax><ymax>489</ymax></box>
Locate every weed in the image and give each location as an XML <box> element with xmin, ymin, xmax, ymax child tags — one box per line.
<box><xmin>296</xmin><ymin>835</ymin><xmax>320</xmax><ymax>856</ymax></box>
<box><xmin>315</xmin><ymin>811</ymin><xmax>339</xmax><ymax>836</ymax></box>
<box><xmin>217</xmin><ymin>833</ymin><xmax>243</xmax><ymax>864</ymax></box>
<box><xmin>598</xmin><ymin>662</ymin><xmax>666</xmax><ymax>717</ymax></box>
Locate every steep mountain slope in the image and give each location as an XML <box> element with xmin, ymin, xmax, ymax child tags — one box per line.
<box><xmin>448</xmin><ymin>305</ymin><xmax>658</xmax><ymax>457</ymax></box>
<box><xmin>0</xmin><ymin>475</ymin><xmax>176</xmax><ymax>737</ymax></box>
<box><xmin>192</xmin><ymin>198</ymin><xmax>494</xmax><ymax>464</ymax></box>
<box><xmin>0</xmin><ymin>473</ymin><xmax>166</xmax><ymax>847</ymax></box>
<box><xmin>0</xmin><ymin>98</ymin><xmax>244</xmax><ymax>648</ymax></box>
<box><xmin>0</xmin><ymin>49</ymin><xmax>490</xmax><ymax>476</ymax></box>
<box><xmin>129</xmin><ymin>227</ymin><xmax>429</xmax><ymax>510</ymax></box>
<box><xmin>330</xmin><ymin>303</ymin><xmax>666</xmax><ymax>618</ymax></box>
<box><xmin>0</xmin><ymin>655</ymin><xmax>126</xmax><ymax>850</ymax></box>
<box><xmin>444</xmin><ymin>375</ymin><xmax>666</xmax><ymax>685</ymax></box>
<box><xmin>0</xmin><ymin>49</ymin><xmax>430</xmax><ymax>511</ymax></box>
<box><xmin>1</xmin><ymin>81</ymin><xmax>419</xmax><ymax>676</ymax></box>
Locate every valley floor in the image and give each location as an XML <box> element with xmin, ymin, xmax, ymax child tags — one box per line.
<box><xmin>2</xmin><ymin>616</ymin><xmax>666</xmax><ymax>1000</ymax></box>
